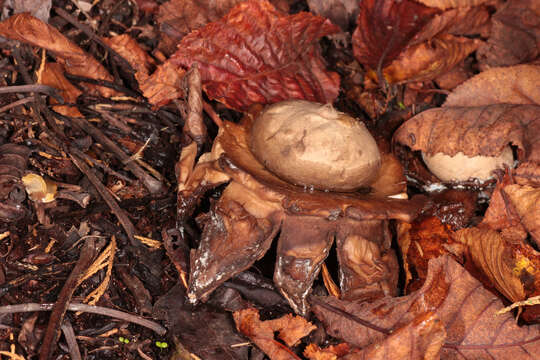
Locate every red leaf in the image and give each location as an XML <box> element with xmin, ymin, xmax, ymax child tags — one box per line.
<box><xmin>352</xmin><ymin>0</ymin><xmax>439</xmax><ymax>70</ymax></box>
<box><xmin>170</xmin><ymin>0</ymin><xmax>340</xmax><ymax>111</ymax></box>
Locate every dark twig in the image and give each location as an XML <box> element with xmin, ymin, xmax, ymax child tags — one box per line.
<box><xmin>68</xmin><ymin>115</ymin><xmax>166</xmax><ymax>194</ymax></box>
<box><xmin>61</xmin><ymin>319</ymin><xmax>82</xmax><ymax>360</ymax></box>
<box><xmin>0</xmin><ymin>302</ymin><xmax>166</xmax><ymax>335</ymax></box>
<box><xmin>68</xmin><ymin>150</ymin><xmax>139</xmax><ymax>245</ymax></box>
<box><xmin>40</xmin><ymin>239</ymin><xmax>98</xmax><ymax>360</ymax></box>
<box><xmin>64</xmin><ymin>73</ymin><xmax>141</xmax><ymax>99</ymax></box>
<box><xmin>0</xmin><ymin>96</ymin><xmax>35</xmax><ymax>113</ymax></box>
<box><xmin>53</xmin><ymin>7</ymin><xmax>137</xmax><ymax>77</ymax></box>
<box><xmin>0</xmin><ymin>85</ymin><xmax>64</xmax><ymax>104</ymax></box>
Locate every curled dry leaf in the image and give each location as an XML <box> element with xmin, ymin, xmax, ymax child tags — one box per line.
<box><xmin>38</xmin><ymin>62</ymin><xmax>83</xmax><ymax>118</ymax></box>
<box><xmin>503</xmin><ymin>184</ymin><xmax>540</xmax><ymax>247</ymax></box>
<box><xmin>233</xmin><ymin>307</ymin><xmax>315</xmax><ymax>360</ymax></box>
<box><xmin>382</xmin><ymin>34</ymin><xmax>481</xmax><ymax>84</ymax></box>
<box><xmin>477</xmin><ymin>0</ymin><xmax>540</xmax><ymax>67</ymax></box>
<box><xmin>312</xmin><ymin>255</ymin><xmax>540</xmax><ymax>359</ymax></box>
<box><xmin>0</xmin><ymin>13</ymin><xmax>116</xmax><ymax>97</ymax></box>
<box><xmin>102</xmin><ymin>34</ymin><xmax>154</xmax><ymax>84</ymax></box>
<box><xmin>444</xmin><ymin>65</ymin><xmax>540</xmax><ymax>107</ymax></box>
<box><xmin>170</xmin><ymin>0</ymin><xmax>340</xmax><ymax>111</ymax></box>
<box><xmin>411</xmin><ymin>5</ymin><xmax>490</xmax><ymax>45</ymax></box>
<box><xmin>455</xmin><ymin>226</ymin><xmax>540</xmax><ymax>305</ymax></box>
<box><xmin>414</xmin><ymin>0</ymin><xmax>492</xmax><ymax>10</ymax></box>
<box><xmin>140</xmin><ymin>60</ymin><xmax>185</xmax><ymax>106</ymax></box>
<box><xmin>393</xmin><ymin>104</ymin><xmax>540</xmax><ymax>161</ymax></box>
<box><xmin>304</xmin><ymin>343</ymin><xmax>351</xmax><ymax>360</ymax></box>
<box><xmin>179</xmin><ymin>112</ymin><xmax>423</xmax><ymax>314</ymax></box>
<box><xmin>352</xmin><ymin>0</ymin><xmax>439</xmax><ymax>70</ymax></box>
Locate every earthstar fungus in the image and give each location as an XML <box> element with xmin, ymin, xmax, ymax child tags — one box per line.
<box><xmin>178</xmin><ymin>101</ymin><xmax>423</xmax><ymax>314</ymax></box>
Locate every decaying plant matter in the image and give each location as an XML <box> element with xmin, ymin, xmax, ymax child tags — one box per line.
<box><xmin>178</xmin><ymin>102</ymin><xmax>423</xmax><ymax>314</ymax></box>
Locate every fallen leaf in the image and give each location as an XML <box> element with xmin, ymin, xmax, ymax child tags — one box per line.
<box><xmin>233</xmin><ymin>307</ymin><xmax>316</xmax><ymax>360</ymax></box>
<box><xmin>157</xmin><ymin>0</ymin><xmax>244</xmax><ymax>40</ymax></box>
<box><xmin>102</xmin><ymin>34</ymin><xmax>154</xmax><ymax>84</ymax></box>
<box><xmin>444</xmin><ymin>65</ymin><xmax>540</xmax><ymax>107</ymax></box>
<box><xmin>342</xmin><ymin>312</ymin><xmax>445</xmax><ymax>360</ymax></box>
<box><xmin>312</xmin><ymin>255</ymin><xmax>540</xmax><ymax>358</ymax></box>
<box><xmin>455</xmin><ymin>226</ymin><xmax>527</xmax><ymax>302</ymax></box>
<box><xmin>382</xmin><ymin>34</ymin><xmax>481</xmax><ymax>83</ymax></box>
<box><xmin>0</xmin><ymin>13</ymin><xmax>116</xmax><ymax>97</ymax></box>
<box><xmin>352</xmin><ymin>0</ymin><xmax>439</xmax><ymax>70</ymax></box>
<box><xmin>393</xmin><ymin>104</ymin><xmax>540</xmax><ymax>161</ymax></box>
<box><xmin>307</xmin><ymin>0</ymin><xmax>359</xmax><ymax>30</ymax></box>
<box><xmin>412</xmin><ymin>5</ymin><xmax>490</xmax><ymax>45</ymax></box>
<box><xmin>503</xmin><ymin>184</ymin><xmax>540</xmax><ymax>247</ymax></box>
<box><xmin>140</xmin><ymin>59</ymin><xmax>185</xmax><ymax>106</ymax></box>
<box><xmin>170</xmin><ymin>0</ymin><xmax>340</xmax><ymax>111</ymax></box>
<box><xmin>38</xmin><ymin>62</ymin><xmax>83</xmax><ymax>117</ymax></box>
<box><xmin>4</xmin><ymin>0</ymin><xmax>52</xmax><ymax>22</ymax></box>
<box><xmin>414</xmin><ymin>0</ymin><xmax>492</xmax><ymax>10</ymax></box>
<box><xmin>477</xmin><ymin>0</ymin><xmax>540</xmax><ymax>67</ymax></box>
<box><xmin>304</xmin><ymin>343</ymin><xmax>351</xmax><ymax>360</ymax></box>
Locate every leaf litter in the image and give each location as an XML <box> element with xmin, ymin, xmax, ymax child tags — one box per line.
<box><xmin>0</xmin><ymin>0</ymin><xmax>538</xmax><ymax>359</ymax></box>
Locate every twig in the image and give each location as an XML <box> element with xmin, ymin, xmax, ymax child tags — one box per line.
<box><xmin>68</xmin><ymin>151</ymin><xmax>139</xmax><ymax>245</ymax></box>
<box><xmin>67</xmin><ymin>116</ymin><xmax>165</xmax><ymax>194</ymax></box>
<box><xmin>61</xmin><ymin>318</ymin><xmax>82</xmax><ymax>360</ymax></box>
<box><xmin>0</xmin><ymin>85</ymin><xmax>64</xmax><ymax>104</ymax></box>
<box><xmin>0</xmin><ymin>97</ymin><xmax>34</xmax><ymax>113</ymax></box>
<box><xmin>40</xmin><ymin>239</ymin><xmax>98</xmax><ymax>360</ymax></box>
<box><xmin>0</xmin><ymin>302</ymin><xmax>166</xmax><ymax>335</ymax></box>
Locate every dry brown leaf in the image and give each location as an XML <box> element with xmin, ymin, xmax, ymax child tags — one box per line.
<box><xmin>102</xmin><ymin>34</ymin><xmax>154</xmax><ymax>84</ymax></box>
<box><xmin>515</xmin><ymin>162</ymin><xmax>540</xmax><ymax>187</ymax></box>
<box><xmin>38</xmin><ymin>62</ymin><xmax>83</xmax><ymax>117</ymax></box>
<box><xmin>0</xmin><ymin>13</ymin><xmax>116</xmax><ymax>97</ymax></box>
<box><xmin>477</xmin><ymin>0</ymin><xmax>540</xmax><ymax>67</ymax></box>
<box><xmin>157</xmin><ymin>0</ymin><xmax>244</xmax><ymax>41</ymax></box>
<box><xmin>352</xmin><ymin>0</ymin><xmax>439</xmax><ymax>70</ymax></box>
<box><xmin>393</xmin><ymin>104</ymin><xmax>540</xmax><ymax>161</ymax></box>
<box><xmin>342</xmin><ymin>312</ymin><xmax>445</xmax><ymax>360</ymax></box>
<box><xmin>312</xmin><ymin>255</ymin><xmax>540</xmax><ymax>359</ymax></box>
<box><xmin>412</xmin><ymin>5</ymin><xmax>490</xmax><ymax>45</ymax></box>
<box><xmin>233</xmin><ymin>307</ymin><xmax>315</xmax><ymax>360</ymax></box>
<box><xmin>382</xmin><ymin>34</ymin><xmax>481</xmax><ymax>84</ymax></box>
<box><xmin>444</xmin><ymin>65</ymin><xmax>540</xmax><ymax>107</ymax></box>
<box><xmin>170</xmin><ymin>0</ymin><xmax>340</xmax><ymax>111</ymax></box>
<box><xmin>414</xmin><ymin>0</ymin><xmax>493</xmax><ymax>10</ymax></box>
<box><xmin>503</xmin><ymin>184</ymin><xmax>540</xmax><ymax>247</ymax></box>
<box><xmin>455</xmin><ymin>227</ymin><xmax>527</xmax><ymax>303</ymax></box>
<box><xmin>304</xmin><ymin>343</ymin><xmax>351</xmax><ymax>360</ymax></box>
<box><xmin>140</xmin><ymin>60</ymin><xmax>185</xmax><ymax>106</ymax></box>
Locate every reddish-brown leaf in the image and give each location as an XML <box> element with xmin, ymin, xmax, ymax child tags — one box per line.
<box><xmin>393</xmin><ymin>104</ymin><xmax>540</xmax><ymax>161</ymax></box>
<box><xmin>38</xmin><ymin>62</ymin><xmax>83</xmax><ymax>118</ymax></box>
<box><xmin>0</xmin><ymin>13</ymin><xmax>116</xmax><ymax>97</ymax></box>
<box><xmin>504</xmin><ymin>184</ymin><xmax>540</xmax><ymax>247</ymax></box>
<box><xmin>382</xmin><ymin>34</ymin><xmax>481</xmax><ymax>83</ymax></box>
<box><xmin>304</xmin><ymin>343</ymin><xmax>351</xmax><ymax>360</ymax></box>
<box><xmin>352</xmin><ymin>0</ymin><xmax>439</xmax><ymax>70</ymax></box>
<box><xmin>102</xmin><ymin>34</ymin><xmax>154</xmax><ymax>84</ymax></box>
<box><xmin>140</xmin><ymin>60</ymin><xmax>186</xmax><ymax>107</ymax></box>
<box><xmin>233</xmin><ymin>307</ymin><xmax>315</xmax><ymax>360</ymax></box>
<box><xmin>477</xmin><ymin>0</ymin><xmax>540</xmax><ymax>67</ymax></box>
<box><xmin>412</xmin><ymin>5</ymin><xmax>490</xmax><ymax>45</ymax></box>
<box><xmin>312</xmin><ymin>256</ymin><xmax>540</xmax><ymax>359</ymax></box>
<box><xmin>444</xmin><ymin>65</ymin><xmax>540</xmax><ymax>107</ymax></box>
<box><xmin>415</xmin><ymin>0</ymin><xmax>492</xmax><ymax>10</ymax></box>
<box><xmin>157</xmin><ymin>0</ymin><xmax>245</xmax><ymax>41</ymax></box>
<box><xmin>170</xmin><ymin>0</ymin><xmax>340</xmax><ymax>111</ymax></box>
